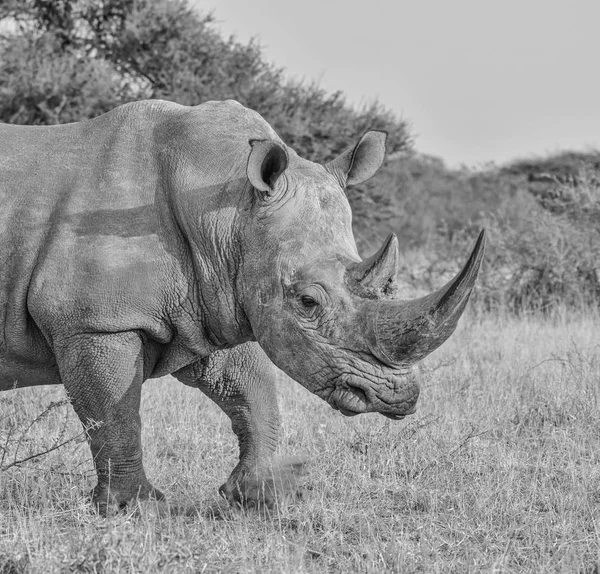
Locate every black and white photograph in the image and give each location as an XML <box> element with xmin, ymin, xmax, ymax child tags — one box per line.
<box><xmin>0</xmin><ymin>1</ymin><xmax>598</xmax><ymax>572</ymax></box>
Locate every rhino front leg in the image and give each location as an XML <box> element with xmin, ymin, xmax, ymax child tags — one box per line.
<box><xmin>174</xmin><ymin>342</ymin><xmax>302</xmax><ymax>509</ymax></box>
<box><xmin>54</xmin><ymin>332</ymin><xmax>163</xmax><ymax>515</ymax></box>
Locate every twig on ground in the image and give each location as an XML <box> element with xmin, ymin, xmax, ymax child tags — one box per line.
<box><xmin>0</xmin><ymin>400</ymin><xmax>96</xmax><ymax>472</ymax></box>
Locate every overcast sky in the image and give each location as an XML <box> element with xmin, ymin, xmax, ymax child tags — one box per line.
<box><xmin>192</xmin><ymin>0</ymin><xmax>600</xmax><ymax>167</ymax></box>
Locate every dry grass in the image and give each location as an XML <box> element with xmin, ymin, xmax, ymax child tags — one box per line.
<box><xmin>0</xmin><ymin>311</ymin><xmax>599</xmax><ymax>573</ymax></box>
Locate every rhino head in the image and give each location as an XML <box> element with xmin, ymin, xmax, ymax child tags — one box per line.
<box><xmin>239</xmin><ymin>131</ymin><xmax>485</xmax><ymax>419</ymax></box>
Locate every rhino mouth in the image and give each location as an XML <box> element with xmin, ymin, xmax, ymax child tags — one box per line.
<box><xmin>328</xmin><ymin>379</ymin><xmax>417</xmax><ymax>419</ymax></box>
<box><xmin>329</xmin><ymin>383</ymin><xmax>369</xmax><ymax>415</ymax></box>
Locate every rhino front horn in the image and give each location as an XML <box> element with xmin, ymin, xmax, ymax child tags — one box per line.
<box><xmin>370</xmin><ymin>230</ymin><xmax>487</xmax><ymax>366</ymax></box>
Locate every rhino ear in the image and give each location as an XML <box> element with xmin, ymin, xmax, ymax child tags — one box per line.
<box><xmin>247</xmin><ymin>139</ymin><xmax>289</xmax><ymax>195</ymax></box>
<box><xmin>327</xmin><ymin>130</ymin><xmax>387</xmax><ymax>186</ymax></box>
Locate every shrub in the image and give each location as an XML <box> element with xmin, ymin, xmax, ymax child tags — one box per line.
<box><xmin>0</xmin><ymin>0</ymin><xmax>411</xmax><ymax>160</ymax></box>
<box><xmin>389</xmin><ymin>156</ymin><xmax>600</xmax><ymax>313</ymax></box>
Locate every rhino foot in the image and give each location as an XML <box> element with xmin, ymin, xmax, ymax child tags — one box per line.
<box><xmin>219</xmin><ymin>456</ymin><xmax>306</xmax><ymax>510</ymax></box>
<box><xmin>91</xmin><ymin>480</ymin><xmax>165</xmax><ymax>516</ymax></box>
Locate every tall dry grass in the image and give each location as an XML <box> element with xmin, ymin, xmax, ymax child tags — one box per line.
<box><xmin>0</xmin><ymin>310</ymin><xmax>598</xmax><ymax>573</ymax></box>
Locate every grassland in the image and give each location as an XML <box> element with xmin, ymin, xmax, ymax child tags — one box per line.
<box><xmin>0</xmin><ymin>310</ymin><xmax>598</xmax><ymax>573</ymax></box>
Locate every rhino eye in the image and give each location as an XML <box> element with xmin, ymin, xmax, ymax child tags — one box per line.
<box><xmin>301</xmin><ymin>295</ymin><xmax>318</xmax><ymax>309</ymax></box>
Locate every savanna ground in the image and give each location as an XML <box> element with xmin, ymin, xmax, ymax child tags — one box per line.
<box><xmin>0</xmin><ymin>310</ymin><xmax>598</xmax><ymax>573</ymax></box>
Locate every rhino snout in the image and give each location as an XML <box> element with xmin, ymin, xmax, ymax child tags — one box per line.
<box><xmin>327</xmin><ymin>368</ymin><xmax>420</xmax><ymax>419</ymax></box>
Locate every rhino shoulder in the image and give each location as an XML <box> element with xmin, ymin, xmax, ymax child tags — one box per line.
<box><xmin>188</xmin><ymin>99</ymin><xmax>279</xmax><ymax>141</ymax></box>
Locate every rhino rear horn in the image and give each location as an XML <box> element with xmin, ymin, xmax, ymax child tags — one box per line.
<box><xmin>350</xmin><ymin>232</ymin><xmax>400</xmax><ymax>293</ymax></box>
<box><xmin>371</xmin><ymin>230</ymin><xmax>487</xmax><ymax>366</ymax></box>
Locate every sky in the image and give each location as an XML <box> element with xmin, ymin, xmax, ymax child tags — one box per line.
<box><xmin>192</xmin><ymin>0</ymin><xmax>600</xmax><ymax>168</ymax></box>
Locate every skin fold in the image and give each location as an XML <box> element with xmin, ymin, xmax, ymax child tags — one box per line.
<box><xmin>0</xmin><ymin>99</ymin><xmax>485</xmax><ymax>514</ymax></box>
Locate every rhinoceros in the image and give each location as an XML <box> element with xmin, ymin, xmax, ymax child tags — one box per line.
<box><xmin>0</xmin><ymin>99</ymin><xmax>485</xmax><ymax>514</ymax></box>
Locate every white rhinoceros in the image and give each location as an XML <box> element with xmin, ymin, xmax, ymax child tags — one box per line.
<box><xmin>0</xmin><ymin>99</ymin><xmax>485</xmax><ymax>513</ymax></box>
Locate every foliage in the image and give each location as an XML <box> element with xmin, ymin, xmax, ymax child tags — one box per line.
<box><xmin>0</xmin><ymin>0</ymin><xmax>411</xmax><ymax>160</ymax></box>
<box><xmin>383</xmin><ymin>153</ymin><xmax>600</xmax><ymax>313</ymax></box>
<box><xmin>0</xmin><ymin>32</ymin><xmax>131</xmax><ymax>124</ymax></box>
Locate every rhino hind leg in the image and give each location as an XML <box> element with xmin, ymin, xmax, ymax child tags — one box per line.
<box><xmin>54</xmin><ymin>332</ymin><xmax>162</xmax><ymax>516</ymax></box>
<box><xmin>174</xmin><ymin>342</ymin><xmax>304</xmax><ymax>509</ymax></box>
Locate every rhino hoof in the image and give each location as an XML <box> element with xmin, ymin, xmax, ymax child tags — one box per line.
<box><xmin>220</xmin><ymin>457</ymin><xmax>306</xmax><ymax>511</ymax></box>
<box><xmin>91</xmin><ymin>483</ymin><xmax>165</xmax><ymax>516</ymax></box>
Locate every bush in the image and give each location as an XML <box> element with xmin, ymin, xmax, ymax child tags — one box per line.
<box><xmin>0</xmin><ymin>33</ymin><xmax>132</xmax><ymax>124</ymax></box>
<box><xmin>0</xmin><ymin>0</ymin><xmax>411</xmax><ymax>160</ymax></box>
<box><xmin>388</xmin><ymin>156</ymin><xmax>600</xmax><ymax>313</ymax></box>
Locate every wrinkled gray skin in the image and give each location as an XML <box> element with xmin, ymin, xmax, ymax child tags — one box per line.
<box><xmin>0</xmin><ymin>99</ymin><xmax>485</xmax><ymax>514</ymax></box>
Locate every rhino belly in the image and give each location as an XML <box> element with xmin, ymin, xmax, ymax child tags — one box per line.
<box><xmin>0</xmin><ymin>354</ymin><xmax>61</xmax><ymax>391</ymax></box>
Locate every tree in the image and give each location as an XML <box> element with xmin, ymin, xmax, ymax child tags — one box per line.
<box><xmin>0</xmin><ymin>0</ymin><xmax>412</xmax><ymax>160</ymax></box>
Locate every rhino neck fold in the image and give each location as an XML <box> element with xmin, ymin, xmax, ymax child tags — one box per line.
<box><xmin>169</xmin><ymin>178</ymin><xmax>255</xmax><ymax>350</ymax></box>
<box><xmin>193</xmin><ymin>255</ymin><xmax>254</xmax><ymax>349</ymax></box>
